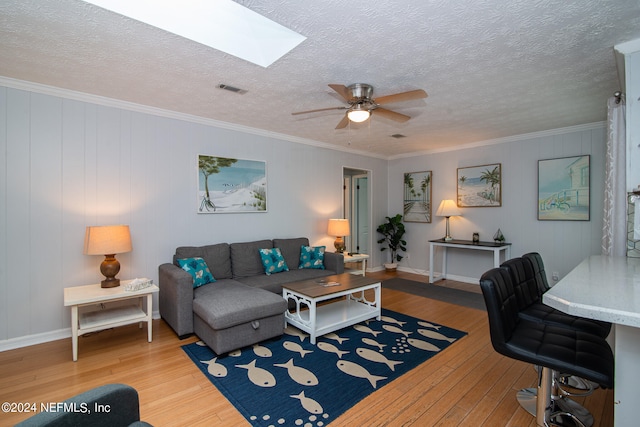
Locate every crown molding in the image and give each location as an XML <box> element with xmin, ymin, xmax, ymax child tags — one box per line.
<box><xmin>0</xmin><ymin>76</ymin><xmax>603</xmax><ymax>162</ymax></box>
<box><xmin>0</xmin><ymin>76</ymin><xmax>387</xmax><ymax>160</ymax></box>
<box><xmin>388</xmin><ymin>122</ymin><xmax>606</xmax><ymax>160</ymax></box>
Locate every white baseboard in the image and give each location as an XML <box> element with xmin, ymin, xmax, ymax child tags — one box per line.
<box><xmin>0</xmin><ymin>328</ymin><xmax>71</xmax><ymax>352</ymax></box>
<box><xmin>0</xmin><ymin>311</ymin><xmax>161</xmax><ymax>352</ymax></box>
<box><xmin>368</xmin><ymin>266</ymin><xmax>480</xmax><ymax>286</ymax></box>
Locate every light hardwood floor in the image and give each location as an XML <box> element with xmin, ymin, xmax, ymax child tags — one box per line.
<box><xmin>0</xmin><ymin>271</ymin><xmax>613</xmax><ymax>426</ymax></box>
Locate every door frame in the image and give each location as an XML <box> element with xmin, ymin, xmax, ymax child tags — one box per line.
<box><xmin>343</xmin><ymin>167</ymin><xmax>372</xmax><ymax>255</ymax></box>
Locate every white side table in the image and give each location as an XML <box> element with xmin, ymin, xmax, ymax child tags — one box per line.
<box><xmin>343</xmin><ymin>253</ymin><xmax>369</xmax><ymax>276</ymax></box>
<box><xmin>63</xmin><ymin>280</ymin><xmax>159</xmax><ymax>361</ymax></box>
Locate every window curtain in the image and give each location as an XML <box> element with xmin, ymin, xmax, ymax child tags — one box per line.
<box><xmin>602</xmin><ymin>95</ymin><xmax>626</xmax><ymax>256</ymax></box>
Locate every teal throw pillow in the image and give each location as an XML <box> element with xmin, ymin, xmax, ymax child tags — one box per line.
<box><xmin>177</xmin><ymin>257</ymin><xmax>215</xmax><ymax>288</ymax></box>
<box><xmin>299</xmin><ymin>245</ymin><xmax>326</xmax><ymax>269</ymax></box>
<box><xmin>259</xmin><ymin>247</ymin><xmax>289</xmax><ymax>275</ymax></box>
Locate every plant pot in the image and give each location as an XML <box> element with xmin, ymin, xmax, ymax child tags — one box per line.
<box><xmin>384</xmin><ymin>263</ymin><xmax>397</xmax><ymax>272</ymax></box>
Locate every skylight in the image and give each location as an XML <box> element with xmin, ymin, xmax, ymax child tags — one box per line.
<box><xmin>84</xmin><ymin>0</ymin><xmax>306</xmax><ymax>68</ymax></box>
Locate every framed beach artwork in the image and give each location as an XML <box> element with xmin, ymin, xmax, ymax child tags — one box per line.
<box><xmin>538</xmin><ymin>155</ymin><xmax>590</xmax><ymax>221</ymax></box>
<box><xmin>197</xmin><ymin>155</ymin><xmax>267</xmax><ymax>213</ymax></box>
<box><xmin>403</xmin><ymin>171</ymin><xmax>432</xmax><ymax>222</ymax></box>
<box><xmin>457</xmin><ymin>163</ymin><xmax>502</xmax><ymax>207</ymax></box>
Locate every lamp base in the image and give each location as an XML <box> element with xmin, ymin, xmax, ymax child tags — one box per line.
<box><xmin>100</xmin><ymin>254</ymin><xmax>121</xmax><ymax>288</ymax></box>
<box><xmin>334</xmin><ymin>237</ymin><xmax>345</xmax><ymax>253</ymax></box>
<box><xmin>443</xmin><ymin>217</ymin><xmax>453</xmax><ymax>241</ymax></box>
<box><xmin>101</xmin><ymin>278</ymin><xmax>120</xmax><ymax>288</ymax></box>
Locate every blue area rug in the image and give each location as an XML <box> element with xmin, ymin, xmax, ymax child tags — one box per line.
<box><xmin>182</xmin><ymin>308</ymin><xmax>467</xmax><ymax>427</ymax></box>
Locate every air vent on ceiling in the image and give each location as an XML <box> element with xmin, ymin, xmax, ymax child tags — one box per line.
<box><xmin>391</xmin><ymin>134</ymin><xmax>406</xmax><ymax>139</ymax></box>
<box><xmin>217</xmin><ymin>84</ymin><xmax>248</xmax><ymax>94</ymax></box>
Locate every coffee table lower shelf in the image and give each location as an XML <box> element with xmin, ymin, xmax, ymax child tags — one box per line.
<box><xmin>283</xmin><ymin>277</ymin><xmax>381</xmax><ymax>344</ymax></box>
<box><xmin>289</xmin><ymin>300</ymin><xmax>379</xmax><ymax>341</ymax></box>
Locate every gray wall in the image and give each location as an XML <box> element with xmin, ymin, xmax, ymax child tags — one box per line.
<box><xmin>0</xmin><ymin>84</ymin><xmax>388</xmax><ymax>347</ymax></box>
<box><xmin>388</xmin><ymin>125</ymin><xmax>606</xmax><ymax>284</ymax></box>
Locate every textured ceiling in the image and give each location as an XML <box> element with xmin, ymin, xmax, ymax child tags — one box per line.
<box><xmin>1</xmin><ymin>0</ymin><xmax>640</xmax><ymax>158</ymax></box>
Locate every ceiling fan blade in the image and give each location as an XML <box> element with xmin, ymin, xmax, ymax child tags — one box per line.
<box><xmin>335</xmin><ymin>114</ymin><xmax>350</xmax><ymax>129</ymax></box>
<box><xmin>328</xmin><ymin>84</ymin><xmax>351</xmax><ymax>102</ymax></box>
<box><xmin>292</xmin><ymin>106</ymin><xmax>346</xmax><ymax>115</ymax></box>
<box><xmin>374</xmin><ymin>89</ymin><xmax>427</xmax><ymax>105</ymax></box>
<box><xmin>373</xmin><ymin>107</ymin><xmax>411</xmax><ymax>123</ymax></box>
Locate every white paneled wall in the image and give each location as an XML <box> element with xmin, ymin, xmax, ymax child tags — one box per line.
<box><xmin>0</xmin><ymin>80</ymin><xmax>608</xmax><ymax>348</ymax></box>
<box><xmin>389</xmin><ymin>124</ymin><xmax>606</xmax><ymax>284</ymax></box>
<box><xmin>0</xmin><ymin>85</ymin><xmax>388</xmax><ymax>348</ymax></box>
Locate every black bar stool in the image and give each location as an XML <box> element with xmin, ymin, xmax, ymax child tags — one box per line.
<box><xmin>479</xmin><ymin>267</ymin><xmax>613</xmax><ymax>427</ymax></box>
<box><xmin>521</xmin><ymin>252</ymin><xmax>611</xmax><ymax>337</ymax></box>
<box><xmin>512</xmin><ymin>254</ymin><xmax>612</xmax><ymax>396</ymax></box>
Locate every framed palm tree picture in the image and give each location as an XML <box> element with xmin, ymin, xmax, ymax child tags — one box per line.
<box><xmin>457</xmin><ymin>163</ymin><xmax>502</xmax><ymax>207</ymax></box>
<box><xmin>403</xmin><ymin>171</ymin><xmax>432</xmax><ymax>222</ymax></box>
<box><xmin>198</xmin><ymin>155</ymin><xmax>267</xmax><ymax>213</ymax></box>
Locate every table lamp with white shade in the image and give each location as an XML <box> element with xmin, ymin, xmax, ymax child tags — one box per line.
<box><xmin>84</xmin><ymin>225</ymin><xmax>132</xmax><ymax>288</ymax></box>
<box><xmin>435</xmin><ymin>200</ymin><xmax>461</xmax><ymax>241</ymax></box>
<box><xmin>328</xmin><ymin>218</ymin><xmax>350</xmax><ymax>253</ymax></box>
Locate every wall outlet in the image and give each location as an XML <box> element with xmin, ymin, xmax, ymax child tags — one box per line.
<box><xmin>552</xmin><ymin>272</ymin><xmax>559</xmax><ymax>281</ymax></box>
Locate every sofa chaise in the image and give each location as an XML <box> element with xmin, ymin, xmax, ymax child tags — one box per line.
<box><xmin>159</xmin><ymin>237</ymin><xmax>343</xmax><ymax>354</ymax></box>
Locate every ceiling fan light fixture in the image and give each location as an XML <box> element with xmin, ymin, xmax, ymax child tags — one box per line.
<box><xmin>347</xmin><ymin>105</ymin><xmax>370</xmax><ymax>123</ymax></box>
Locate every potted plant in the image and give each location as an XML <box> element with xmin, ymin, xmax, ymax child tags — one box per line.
<box><xmin>376</xmin><ymin>214</ymin><xmax>407</xmax><ymax>272</ymax></box>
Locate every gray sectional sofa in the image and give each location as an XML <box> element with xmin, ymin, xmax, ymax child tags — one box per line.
<box><xmin>158</xmin><ymin>237</ymin><xmax>343</xmax><ymax>354</ymax></box>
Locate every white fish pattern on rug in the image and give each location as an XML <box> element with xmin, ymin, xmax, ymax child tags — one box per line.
<box><xmin>336</xmin><ymin>360</ymin><xmax>387</xmax><ymax>388</ymax></box>
<box><xmin>235</xmin><ymin>359</ymin><xmax>277</xmax><ymax>387</ymax></box>
<box><xmin>323</xmin><ymin>332</ymin><xmax>349</xmax><ymax>344</ymax></box>
<box><xmin>201</xmin><ymin>356</ymin><xmax>228</xmax><ymax>377</ymax></box>
<box><xmin>382</xmin><ymin>324</ymin><xmax>412</xmax><ymax>337</ymax></box>
<box><xmin>380</xmin><ymin>315</ymin><xmax>407</xmax><ymax>327</ymax></box>
<box><xmin>407</xmin><ymin>338</ymin><xmax>441</xmax><ymax>352</ymax></box>
<box><xmin>290</xmin><ymin>391</ymin><xmax>323</xmax><ymax>414</ymax></box>
<box><xmin>183</xmin><ymin>308</ymin><xmax>466</xmax><ymax>427</ymax></box>
<box><xmin>253</xmin><ymin>344</ymin><xmax>272</xmax><ymax>358</ymax></box>
<box><xmin>283</xmin><ymin>341</ymin><xmax>313</xmax><ymax>358</ymax></box>
<box><xmin>362</xmin><ymin>337</ymin><xmax>386</xmax><ymax>352</ymax></box>
<box><xmin>353</xmin><ymin>324</ymin><xmax>381</xmax><ymax>337</ymax></box>
<box><xmin>317</xmin><ymin>342</ymin><xmax>349</xmax><ymax>359</ymax></box>
<box><xmin>274</xmin><ymin>359</ymin><xmax>319</xmax><ymax>386</ymax></box>
<box><xmin>417</xmin><ymin>328</ymin><xmax>456</xmax><ymax>342</ymax></box>
<box><xmin>356</xmin><ymin>347</ymin><xmax>403</xmax><ymax>371</ymax></box>
<box><xmin>284</xmin><ymin>326</ymin><xmax>308</xmax><ymax>341</ymax></box>
<box><xmin>417</xmin><ymin>320</ymin><xmax>442</xmax><ymax>330</ymax></box>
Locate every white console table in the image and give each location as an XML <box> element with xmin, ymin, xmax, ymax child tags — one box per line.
<box><xmin>429</xmin><ymin>239</ymin><xmax>511</xmax><ymax>284</ymax></box>
<box><xmin>543</xmin><ymin>255</ymin><xmax>640</xmax><ymax>427</ymax></box>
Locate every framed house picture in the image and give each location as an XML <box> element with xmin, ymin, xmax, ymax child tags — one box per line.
<box><xmin>457</xmin><ymin>163</ymin><xmax>502</xmax><ymax>207</ymax></box>
<box><xmin>538</xmin><ymin>155</ymin><xmax>590</xmax><ymax>221</ymax></box>
<box><xmin>198</xmin><ymin>155</ymin><xmax>267</xmax><ymax>213</ymax></box>
<box><xmin>403</xmin><ymin>171</ymin><xmax>432</xmax><ymax>222</ymax></box>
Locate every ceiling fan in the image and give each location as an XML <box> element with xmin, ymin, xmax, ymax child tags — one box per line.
<box><xmin>292</xmin><ymin>83</ymin><xmax>428</xmax><ymax>129</ymax></box>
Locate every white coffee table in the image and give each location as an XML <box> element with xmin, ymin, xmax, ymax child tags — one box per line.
<box><xmin>282</xmin><ymin>273</ymin><xmax>381</xmax><ymax>344</ymax></box>
<box><xmin>64</xmin><ymin>280</ymin><xmax>158</xmax><ymax>361</ymax></box>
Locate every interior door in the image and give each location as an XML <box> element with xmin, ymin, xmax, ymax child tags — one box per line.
<box><xmin>354</xmin><ymin>174</ymin><xmax>369</xmax><ymax>254</ymax></box>
<box><xmin>343</xmin><ymin>168</ymin><xmax>370</xmax><ymax>255</ymax></box>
